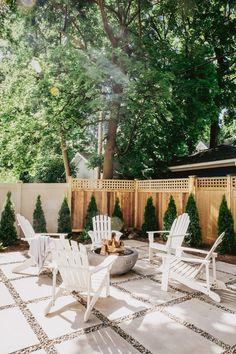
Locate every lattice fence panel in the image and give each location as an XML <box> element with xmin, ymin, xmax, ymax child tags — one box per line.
<box><xmin>232</xmin><ymin>177</ymin><xmax>236</xmax><ymax>189</ymax></box>
<box><xmin>197</xmin><ymin>177</ymin><xmax>227</xmax><ymax>189</ymax></box>
<box><xmin>137</xmin><ymin>179</ymin><xmax>189</xmax><ymax>191</ymax></box>
<box><xmin>72</xmin><ymin>179</ymin><xmax>135</xmax><ymax>191</ymax></box>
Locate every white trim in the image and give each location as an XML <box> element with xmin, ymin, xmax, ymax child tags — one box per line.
<box><xmin>169</xmin><ymin>158</ymin><xmax>236</xmax><ymax>172</ymax></box>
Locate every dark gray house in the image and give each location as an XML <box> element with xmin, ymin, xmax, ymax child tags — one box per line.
<box><xmin>169</xmin><ymin>145</ymin><xmax>236</xmax><ymax>178</ymax></box>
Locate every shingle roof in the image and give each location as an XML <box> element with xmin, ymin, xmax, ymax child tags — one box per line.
<box><xmin>170</xmin><ymin>145</ymin><xmax>236</xmax><ymax>167</ymax></box>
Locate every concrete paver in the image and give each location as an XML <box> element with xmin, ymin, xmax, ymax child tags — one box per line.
<box><xmin>166</xmin><ymin>298</ymin><xmax>236</xmax><ymax>346</ymax></box>
<box><xmin>119</xmin><ymin>310</ymin><xmax>223</xmax><ymax>354</ymax></box>
<box><xmin>0</xmin><ymin>282</ymin><xmax>15</xmax><ymax>306</ymax></box>
<box><xmin>120</xmin><ymin>278</ymin><xmax>184</xmax><ymax>304</ymax></box>
<box><xmin>0</xmin><ymin>307</ymin><xmax>39</xmax><ymax>353</ymax></box>
<box><xmin>0</xmin><ymin>240</ymin><xmax>235</xmax><ymax>354</ymax></box>
<box><xmin>55</xmin><ymin>327</ymin><xmax>141</xmax><ymax>354</ymax></box>
<box><xmin>28</xmin><ymin>296</ymin><xmax>101</xmax><ymax>339</ymax></box>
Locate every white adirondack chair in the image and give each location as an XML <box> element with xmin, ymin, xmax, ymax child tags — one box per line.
<box><xmin>44</xmin><ymin>238</ymin><xmax>117</xmax><ymax>322</ymax></box>
<box><xmin>12</xmin><ymin>214</ymin><xmax>67</xmax><ymax>274</ymax></box>
<box><xmin>88</xmin><ymin>215</ymin><xmax>123</xmax><ymax>249</ymax></box>
<box><xmin>161</xmin><ymin>232</ymin><xmax>226</xmax><ymax>302</ymax></box>
<box><xmin>148</xmin><ymin>213</ymin><xmax>190</xmax><ymax>261</ymax></box>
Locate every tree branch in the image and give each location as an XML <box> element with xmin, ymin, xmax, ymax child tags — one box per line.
<box><xmin>97</xmin><ymin>0</ymin><xmax>119</xmax><ymax>48</ymax></box>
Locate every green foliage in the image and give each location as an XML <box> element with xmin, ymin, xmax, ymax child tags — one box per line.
<box><xmin>57</xmin><ymin>197</ymin><xmax>72</xmax><ymax>233</ymax></box>
<box><xmin>0</xmin><ymin>192</ymin><xmax>18</xmax><ymax>246</ymax></box>
<box><xmin>184</xmin><ymin>193</ymin><xmax>202</xmax><ymax>247</ymax></box>
<box><xmin>141</xmin><ymin>197</ymin><xmax>157</xmax><ymax>235</ymax></box>
<box><xmin>217</xmin><ymin>195</ymin><xmax>235</xmax><ymax>254</ymax></box>
<box><xmin>33</xmin><ymin>195</ymin><xmax>47</xmax><ymax>233</ymax></box>
<box><xmin>84</xmin><ymin>195</ymin><xmax>98</xmax><ymax>231</ymax></box>
<box><xmin>0</xmin><ymin>1</ymin><xmax>236</xmax><ymax>180</ymax></box>
<box><xmin>112</xmin><ymin>197</ymin><xmax>123</xmax><ymax>221</ymax></box>
<box><xmin>162</xmin><ymin>196</ymin><xmax>177</xmax><ymax>241</ymax></box>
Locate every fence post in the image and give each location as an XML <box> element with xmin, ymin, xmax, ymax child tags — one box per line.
<box><xmin>226</xmin><ymin>175</ymin><xmax>232</xmax><ymax>209</ymax></box>
<box><xmin>16</xmin><ymin>181</ymin><xmax>23</xmax><ymax>236</ymax></box>
<box><xmin>67</xmin><ymin>176</ymin><xmax>73</xmax><ymax>211</ymax></box>
<box><xmin>188</xmin><ymin>175</ymin><xmax>197</xmax><ymax>196</ymax></box>
<box><xmin>134</xmin><ymin>179</ymin><xmax>138</xmax><ymax>228</ymax></box>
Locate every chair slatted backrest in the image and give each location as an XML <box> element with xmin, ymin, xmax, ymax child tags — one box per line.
<box><xmin>193</xmin><ymin>232</ymin><xmax>225</xmax><ymax>277</ymax></box>
<box><xmin>92</xmin><ymin>215</ymin><xmax>112</xmax><ymax>243</ymax></box>
<box><xmin>16</xmin><ymin>214</ymin><xmax>35</xmax><ymax>239</ymax></box>
<box><xmin>53</xmin><ymin>239</ymin><xmax>89</xmax><ymax>291</ymax></box>
<box><xmin>167</xmin><ymin>213</ymin><xmax>190</xmax><ymax>249</ymax></box>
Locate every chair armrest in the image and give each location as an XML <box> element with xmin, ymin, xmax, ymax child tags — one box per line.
<box><xmin>35</xmin><ymin>233</ymin><xmax>67</xmax><ymax>238</ymax></box>
<box><xmin>147</xmin><ymin>230</ymin><xmax>170</xmax><ymax>234</ymax></box>
<box><xmin>147</xmin><ymin>230</ymin><xmax>170</xmax><ymax>243</ymax></box>
<box><xmin>161</xmin><ymin>253</ymin><xmax>210</xmax><ymax>265</ymax></box>
<box><xmin>23</xmin><ymin>237</ymin><xmax>38</xmax><ymax>241</ymax></box>
<box><xmin>178</xmin><ymin>256</ymin><xmax>210</xmax><ymax>264</ymax></box>
<box><xmin>166</xmin><ymin>233</ymin><xmax>189</xmax><ymax>238</ymax></box>
<box><xmin>176</xmin><ymin>246</ymin><xmax>217</xmax><ymax>257</ymax></box>
<box><xmin>89</xmin><ymin>255</ymin><xmax>118</xmax><ymax>273</ymax></box>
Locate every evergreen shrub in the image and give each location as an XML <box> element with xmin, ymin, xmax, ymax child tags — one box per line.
<box><xmin>33</xmin><ymin>195</ymin><xmax>47</xmax><ymax>232</ymax></box>
<box><xmin>141</xmin><ymin>197</ymin><xmax>156</xmax><ymax>235</ymax></box>
<box><xmin>85</xmin><ymin>194</ymin><xmax>98</xmax><ymax>231</ymax></box>
<box><xmin>0</xmin><ymin>192</ymin><xmax>18</xmax><ymax>246</ymax></box>
<box><xmin>184</xmin><ymin>193</ymin><xmax>202</xmax><ymax>247</ymax></box>
<box><xmin>112</xmin><ymin>197</ymin><xmax>123</xmax><ymax>220</ymax></box>
<box><xmin>162</xmin><ymin>195</ymin><xmax>177</xmax><ymax>241</ymax></box>
<box><xmin>58</xmin><ymin>197</ymin><xmax>72</xmax><ymax>233</ymax></box>
<box><xmin>217</xmin><ymin>195</ymin><xmax>235</xmax><ymax>254</ymax></box>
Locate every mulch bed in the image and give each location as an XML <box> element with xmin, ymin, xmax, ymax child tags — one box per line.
<box><xmin>3</xmin><ymin>239</ymin><xmax>29</xmax><ymax>252</ymax></box>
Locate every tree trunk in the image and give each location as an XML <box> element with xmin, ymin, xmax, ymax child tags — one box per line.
<box><xmin>102</xmin><ymin>104</ymin><xmax>119</xmax><ymax>179</ymax></box>
<box><xmin>209</xmin><ymin>47</ymin><xmax>226</xmax><ymax>149</ymax></box>
<box><xmin>97</xmin><ymin>111</ymin><xmax>104</xmax><ymax>179</ymax></box>
<box><xmin>209</xmin><ymin>121</ymin><xmax>219</xmax><ymax>149</ymax></box>
<box><xmin>60</xmin><ymin>130</ymin><xmax>71</xmax><ymax>182</ymax></box>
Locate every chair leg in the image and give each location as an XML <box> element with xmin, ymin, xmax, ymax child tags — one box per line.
<box><xmin>12</xmin><ymin>257</ymin><xmax>36</xmax><ymax>274</ymax></box>
<box><xmin>44</xmin><ymin>287</ymin><xmax>63</xmax><ymax>315</ymax></box>
<box><xmin>52</xmin><ymin>268</ymin><xmax>58</xmax><ymax>303</ymax></box>
<box><xmin>161</xmin><ymin>258</ymin><xmax>170</xmax><ymax>291</ymax></box>
<box><xmin>105</xmin><ymin>273</ymin><xmax>110</xmax><ymax>297</ymax></box>
<box><xmin>149</xmin><ymin>247</ymin><xmax>153</xmax><ymax>262</ymax></box>
<box><xmin>212</xmin><ymin>256</ymin><xmax>217</xmax><ymax>283</ymax></box>
<box><xmin>84</xmin><ymin>275</ymin><xmax>108</xmax><ymax>322</ymax></box>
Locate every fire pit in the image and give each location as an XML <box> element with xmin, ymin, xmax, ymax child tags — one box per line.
<box><xmin>88</xmin><ymin>233</ymin><xmax>138</xmax><ymax>275</ymax></box>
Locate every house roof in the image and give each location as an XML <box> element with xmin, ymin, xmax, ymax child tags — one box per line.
<box><xmin>169</xmin><ymin>145</ymin><xmax>236</xmax><ymax>172</ymax></box>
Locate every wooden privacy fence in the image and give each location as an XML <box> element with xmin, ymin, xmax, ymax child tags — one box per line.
<box><xmin>70</xmin><ymin>176</ymin><xmax>236</xmax><ymax>245</ymax></box>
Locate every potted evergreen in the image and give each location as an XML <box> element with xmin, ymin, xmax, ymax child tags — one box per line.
<box><xmin>0</xmin><ymin>192</ymin><xmax>18</xmax><ymax>246</ymax></box>
<box><xmin>185</xmin><ymin>193</ymin><xmax>202</xmax><ymax>247</ymax></box>
<box><xmin>141</xmin><ymin>197</ymin><xmax>157</xmax><ymax>236</ymax></box>
<box><xmin>217</xmin><ymin>195</ymin><xmax>235</xmax><ymax>254</ymax></box>
<box><xmin>33</xmin><ymin>195</ymin><xmax>47</xmax><ymax>232</ymax></box>
<box><xmin>162</xmin><ymin>195</ymin><xmax>177</xmax><ymax>241</ymax></box>
<box><xmin>57</xmin><ymin>197</ymin><xmax>72</xmax><ymax>233</ymax></box>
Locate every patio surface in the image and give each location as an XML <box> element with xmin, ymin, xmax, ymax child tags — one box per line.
<box><xmin>0</xmin><ymin>240</ymin><xmax>236</xmax><ymax>354</ymax></box>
